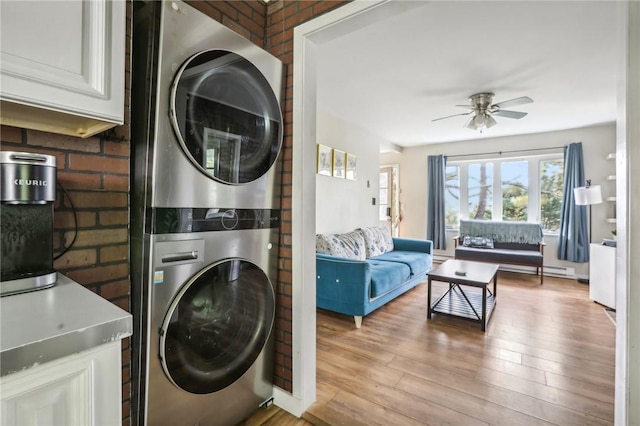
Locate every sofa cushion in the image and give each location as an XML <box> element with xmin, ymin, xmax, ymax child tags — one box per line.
<box><xmin>455</xmin><ymin>246</ymin><xmax>543</xmax><ymax>266</ymax></box>
<box><xmin>359</xmin><ymin>226</ymin><xmax>394</xmax><ymax>258</ymax></box>
<box><xmin>367</xmin><ymin>259</ymin><xmax>411</xmax><ymax>298</ymax></box>
<box><xmin>370</xmin><ymin>251</ymin><xmax>431</xmax><ymax>275</ymax></box>
<box><xmin>493</xmin><ymin>242</ymin><xmax>540</xmax><ymax>251</ymax></box>
<box><xmin>316</xmin><ymin>231</ymin><xmax>366</xmax><ymax>260</ymax></box>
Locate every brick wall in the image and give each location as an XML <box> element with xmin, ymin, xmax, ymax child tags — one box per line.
<box><xmin>265</xmin><ymin>0</ymin><xmax>352</xmax><ymax>391</ymax></box>
<box><xmin>186</xmin><ymin>0</ymin><xmax>350</xmax><ymax>393</ymax></box>
<box><xmin>0</xmin><ymin>2</ymin><xmax>133</xmax><ymax>424</ymax></box>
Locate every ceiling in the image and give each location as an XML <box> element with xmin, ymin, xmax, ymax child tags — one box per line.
<box><xmin>315</xmin><ymin>1</ymin><xmax>622</xmax><ymax>149</ymax></box>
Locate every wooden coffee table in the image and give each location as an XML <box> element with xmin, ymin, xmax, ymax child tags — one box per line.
<box><xmin>427</xmin><ymin>259</ymin><xmax>499</xmax><ymax>331</ymax></box>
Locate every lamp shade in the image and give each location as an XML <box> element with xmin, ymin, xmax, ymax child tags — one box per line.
<box><xmin>574</xmin><ymin>185</ymin><xmax>603</xmax><ymax>205</ymax></box>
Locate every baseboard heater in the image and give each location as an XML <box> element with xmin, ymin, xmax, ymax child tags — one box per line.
<box><xmin>432</xmin><ymin>255</ymin><xmax>575</xmax><ymax>278</ymax></box>
<box><xmin>544</xmin><ymin>265</ymin><xmax>575</xmax><ymax>277</ymax></box>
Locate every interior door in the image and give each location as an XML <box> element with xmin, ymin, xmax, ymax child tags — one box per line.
<box><xmin>379</xmin><ymin>166</ymin><xmax>399</xmax><ymax>236</ymax></box>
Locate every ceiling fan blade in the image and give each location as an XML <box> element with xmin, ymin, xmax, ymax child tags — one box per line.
<box><xmin>492</xmin><ymin>109</ymin><xmax>528</xmax><ymax>119</ymax></box>
<box><xmin>432</xmin><ymin>111</ymin><xmax>473</xmax><ymax>122</ymax></box>
<box><xmin>492</xmin><ymin>96</ymin><xmax>533</xmax><ymax>109</ymax></box>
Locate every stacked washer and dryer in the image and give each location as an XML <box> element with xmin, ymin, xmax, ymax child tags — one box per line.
<box><xmin>131</xmin><ymin>2</ymin><xmax>283</xmax><ymax>425</ymax></box>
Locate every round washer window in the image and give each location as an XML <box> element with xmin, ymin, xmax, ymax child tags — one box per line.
<box><xmin>170</xmin><ymin>50</ymin><xmax>283</xmax><ymax>185</ymax></box>
<box><xmin>159</xmin><ymin>259</ymin><xmax>275</xmax><ymax>394</ymax></box>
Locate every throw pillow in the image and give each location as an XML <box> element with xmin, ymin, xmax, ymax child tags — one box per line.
<box><xmin>316</xmin><ymin>231</ymin><xmax>366</xmax><ymax>260</ymax></box>
<box><xmin>463</xmin><ymin>236</ymin><xmax>494</xmax><ymax>249</ymax></box>
<box><xmin>359</xmin><ymin>226</ymin><xmax>394</xmax><ymax>258</ymax></box>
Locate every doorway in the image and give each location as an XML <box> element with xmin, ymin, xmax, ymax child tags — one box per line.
<box><xmin>291</xmin><ymin>1</ymin><xmax>634</xmax><ymax>420</ymax></box>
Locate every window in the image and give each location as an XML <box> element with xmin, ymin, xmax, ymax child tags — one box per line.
<box><xmin>501</xmin><ymin>161</ymin><xmax>528</xmax><ymax>222</ymax></box>
<box><xmin>468</xmin><ymin>163</ymin><xmax>493</xmax><ymax>220</ymax></box>
<box><xmin>379</xmin><ymin>171</ymin><xmax>389</xmax><ymax>221</ymax></box>
<box><xmin>539</xmin><ymin>159</ymin><xmax>564</xmax><ymax>232</ymax></box>
<box><xmin>445</xmin><ymin>165</ymin><xmax>460</xmax><ymax>228</ymax></box>
<box><xmin>445</xmin><ymin>155</ymin><xmax>564</xmax><ymax>233</ymax></box>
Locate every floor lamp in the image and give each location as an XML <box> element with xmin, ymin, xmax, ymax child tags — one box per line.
<box><xmin>574</xmin><ymin>179</ymin><xmax>602</xmax><ymax>283</ymax></box>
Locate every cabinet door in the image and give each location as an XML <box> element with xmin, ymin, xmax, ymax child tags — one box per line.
<box><xmin>1</xmin><ymin>341</ymin><xmax>122</xmax><ymax>426</ymax></box>
<box><xmin>0</xmin><ymin>0</ymin><xmax>125</xmax><ymax>137</ymax></box>
<box><xmin>589</xmin><ymin>243</ymin><xmax>616</xmax><ymax>309</ymax></box>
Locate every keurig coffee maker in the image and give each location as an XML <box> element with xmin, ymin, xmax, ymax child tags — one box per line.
<box><xmin>1</xmin><ymin>151</ymin><xmax>57</xmax><ymax>296</ymax></box>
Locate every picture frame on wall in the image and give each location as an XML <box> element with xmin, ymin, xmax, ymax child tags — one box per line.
<box><xmin>332</xmin><ymin>149</ymin><xmax>346</xmax><ymax>178</ymax></box>
<box><xmin>346</xmin><ymin>153</ymin><xmax>357</xmax><ymax>180</ymax></box>
<box><xmin>317</xmin><ymin>144</ymin><xmax>332</xmax><ymax>176</ymax></box>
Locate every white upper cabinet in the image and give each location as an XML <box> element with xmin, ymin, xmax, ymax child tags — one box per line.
<box><xmin>0</xmin><ymin>0</ymin><xmax>125</xmax><ymax>138</ymax></box>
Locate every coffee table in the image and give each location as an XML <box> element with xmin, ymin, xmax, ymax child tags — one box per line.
<box><xmin>427</xmin><ymin>259</ymin><xmax>499</xmax><ymax>331</ymax></box>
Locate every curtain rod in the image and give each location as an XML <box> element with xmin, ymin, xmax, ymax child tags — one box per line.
<box><xmin>445</xmin><ymin>145</ymin><xmax>565</xmax><ymax>159</ymax></box>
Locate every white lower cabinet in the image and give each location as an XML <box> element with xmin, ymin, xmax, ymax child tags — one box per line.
<box><xmin>589</xmin><ymin>243</ymin><xmax>616</xmax><ymax>309</ymax></box>
<box><xmin>1</xmin><ymin>341</ymin><xmax>122</xmax><ymax>426</ymax></box>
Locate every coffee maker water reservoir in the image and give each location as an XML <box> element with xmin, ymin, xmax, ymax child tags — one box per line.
<box><xmin>1</xmin><ymin>151</ymin><xmax>57</xmax><ymax>296</ymax></box>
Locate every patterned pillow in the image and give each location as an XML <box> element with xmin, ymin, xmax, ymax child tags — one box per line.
<box><xmin>463</xmin><ymin>236</ymin><xmax>494</xmax><ymax>249</ymax></box>
<box><xmin>359</xmin><ymin>226</ymin><xmax>394</xmax><ymax>258</ymax></box>
<box><xmin>316</xmin><ymin>231</ymin><xmax>366</xmax><ymax>260</ymax></box>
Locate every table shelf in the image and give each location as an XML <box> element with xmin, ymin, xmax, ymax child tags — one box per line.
<box><xmin>431</xmin><ymin>286</ymin><xmax>496</xmax><ymax>323</ymax></box>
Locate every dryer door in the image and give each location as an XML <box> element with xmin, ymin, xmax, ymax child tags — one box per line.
<box><xmin>170</xmin><ymin>50</ymin><xmax>283</xmax><ymax>185</ymax></box>
<box><xmin>159</xmin><ymin>259</ymin><xmax>275</xmax><ymax>394</ymax></box>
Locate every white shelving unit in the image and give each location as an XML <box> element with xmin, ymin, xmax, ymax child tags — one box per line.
<box><xmin>605</xmin><ymin>153</ymin><xmax>617</xmax><ymax>225</ymax></box>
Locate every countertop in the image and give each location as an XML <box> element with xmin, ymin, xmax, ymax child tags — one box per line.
<box><xmin>0</xmin><ymin>274</ymin><xmax>132</xmax><ymax>376</ymax></box>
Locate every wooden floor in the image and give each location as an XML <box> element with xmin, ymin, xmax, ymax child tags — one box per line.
<box><xmin>243</xmin><ymin>271</ymin><xmax>616</xmax><ymax>426</ymax></box>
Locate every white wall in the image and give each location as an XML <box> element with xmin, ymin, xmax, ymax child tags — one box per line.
<box><xmin>315</xmin><ymin>109</ymin><xmax>386</xmax><ymax>233</ymax></box>
<box><xmin>380</xmin><ymin>123</ymin><xmax>616</xmax><ymax>278</ymax></box>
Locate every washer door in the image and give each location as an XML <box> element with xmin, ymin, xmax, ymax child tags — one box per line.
<box><xmin>170</xmin><ymin>50</ymin><xmax>283</xmax><ymax>185</ymax></box>
<box><xmin>159</xmin><ymin>259</ymin><xmax>275</xmax><ymax>394</ymax></box>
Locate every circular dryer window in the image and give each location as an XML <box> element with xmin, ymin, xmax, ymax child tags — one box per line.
<box><xmin>159</xmin><ymin>259</ymin><xmax>275</xmax><ymax>394</ymax></box>
<box><xmin>170</xmin><ymin>50</ymin><xmax>283</xmax><ymax>185</ymax></box>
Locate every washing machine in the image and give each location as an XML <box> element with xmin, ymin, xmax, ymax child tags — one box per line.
<box><xmin>142</xmin><ymin>211</ymin><xmax>279</xmax><ymax>426</ymax></box>
<box><xmin>130</xmin><ymin>1</ymin><xmax>283</xmax><ymax>424</ymax></box>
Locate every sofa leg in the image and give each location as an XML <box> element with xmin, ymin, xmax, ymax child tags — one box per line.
<box><xmin>540</xmin><ymin>266</ymin><xmax>544</xmax><ymax>285</ymax></box>
<box><xmin>354</xmin><ymin>316</ymin><xmax>362</xmax><ymax>328</ymax></box>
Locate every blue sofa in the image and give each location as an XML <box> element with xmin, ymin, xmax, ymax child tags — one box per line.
<box><xmin>316</xmin><ymin>227</ymin><xmax>433</xmax><ymax>328</ymax></box>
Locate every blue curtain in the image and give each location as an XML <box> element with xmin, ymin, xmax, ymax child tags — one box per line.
<box><xmin>557</xmin><ymin>142</ymin><xmax>589</xmax><ymax>262</ymax></box>
<box><xmin>427</xmin><ymin>155</ymin><xmax>446</xmax><ymax>249</ymax></box>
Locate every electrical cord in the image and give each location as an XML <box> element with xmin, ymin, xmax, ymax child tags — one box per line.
<box><xmin>54</xmin><ymin>182</ymin><xmax>78</xmax><ymax>260</ymax></box>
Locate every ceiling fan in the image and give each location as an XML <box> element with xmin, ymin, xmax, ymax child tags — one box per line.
<box><xmin>432</xmin><ymin>92</ymin><xmax>534</xmax><ymax>130</ymax></box>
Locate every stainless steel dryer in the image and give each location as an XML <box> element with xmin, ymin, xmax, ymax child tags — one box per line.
<box><xmin>141</xmin><ymin>209</ymin><xmax>279</xmax><ymax>426</ymax></box>
<box><xmin>134</xmin><ymin>0</ymin><xmax>283</xmax><ymax>210</ymax></box>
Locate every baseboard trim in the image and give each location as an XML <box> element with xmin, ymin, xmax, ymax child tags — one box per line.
<box><xmin>272</xmin><ymin>387</ymin><xmax>307</xmax><ymax>418</ymax></box>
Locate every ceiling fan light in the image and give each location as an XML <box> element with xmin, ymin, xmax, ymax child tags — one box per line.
<box><xmin>464</xmin><ymin>115</ymin><xmax>477</xmax><ymax>130</ymax></box>
<box><xmin>485</xmin><ymin>114</ymin><xmax>497</xmax><ymax>128</ymax></box>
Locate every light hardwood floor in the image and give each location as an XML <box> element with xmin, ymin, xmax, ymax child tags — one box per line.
<box><xmin>244</xmin><ymin>271</ymin><xmax>616</xmax><ymax>426</ymax></box>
